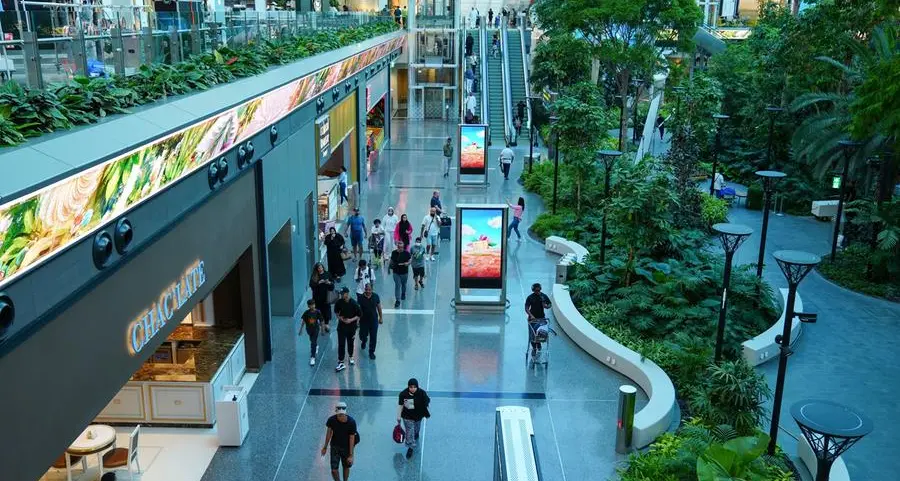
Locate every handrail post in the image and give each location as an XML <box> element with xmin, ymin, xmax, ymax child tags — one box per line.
<box><xmin>22</xmin><ymin>31</ymin><xmax>43</xmax><ymax>89</ymax></box>
<box><xmin>111</xmin><ymin>27</ymin><xmax>126</xmax><ymax>75</ymax></box>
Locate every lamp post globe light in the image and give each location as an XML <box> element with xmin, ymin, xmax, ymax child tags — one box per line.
<box><xmin>831</xmin><ymin>140</ymin><xmax>862</xmax><ymax>262</ymax></box>
<box><xmin>527</xmin><ymin>94</ymin><xmax>542</xmax><ymax>174</ymax></box>
<box><xmin>767</xmin><ymin>249</ymin><xmax>821</xmax><ymax>455</ymax></box>
<box><xmin>598</xmin><ymin>150</ymin><xmax>624</xmax><ymax>266</ymax></box>
<box><xmin>709</xmin><ymin>114</ymin><xmax>730</xmax><ymax>196</ymax></box>
<box><xmin>550</xmin><ymin>115</ymin><xmax>560</xmax><ymax>215</ymax></box>
<box><xmin>791</xmin><ymin>400</ymin><xmax>873</xmax><ymax>481</ymax></box>
<box><xmin>711</xmin><ymin>223</ymin><xmax>753</xmax><ymax>362</ymax></box>
<box><xmin>764</xmin><ymin>106</ymin><xmax>784</xmax><ymax>166</ymax></box>
<box><xmin>754</xmin><ymin>170</ymin><xmax>787</xmax><ymax>278</ymax></box>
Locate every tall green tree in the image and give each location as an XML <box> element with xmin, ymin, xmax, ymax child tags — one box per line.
<box><xmin>530</xmin><ymin>34</ymin><xmax>592</xmax><ymax>93</ymax></box>
<box><xmin>535</xmin><ymin>0</ymin><xmax>701</xmax><ymax>150</ymax></box>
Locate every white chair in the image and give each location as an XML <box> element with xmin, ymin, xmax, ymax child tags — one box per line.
<box><xmin>102</xmin><ymin>425</ymin><xmax>141</xmax><ymax>480</ymax></box>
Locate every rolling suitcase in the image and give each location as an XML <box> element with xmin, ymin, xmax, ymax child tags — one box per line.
<box><xmin>439</xmin><ymin>215</ymin><xmax>451</xmax><ymax>241</ymax></box>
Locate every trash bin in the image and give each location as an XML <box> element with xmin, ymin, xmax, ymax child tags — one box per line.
<box><xmin>216</xmin><ymin>386</ymin><xmax>249</xmax><ymax>446</ymax></box>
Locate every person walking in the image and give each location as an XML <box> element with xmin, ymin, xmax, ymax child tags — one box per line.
<box><xmin>300</xmin><ymin>299</ymin><xmax>322</xmax><ymax>365</ymax></box>
<box><xmin>369</xmin><ymin>219</ymin><xmax>386</xmax><ymax>266</ymax></box>
<box><xmin>491</xmin><ymin>34</ymin><xmax>500</xmax><ymax>58</ymax></box>
<box><xmin>382</xmin><ymin>207</ymin><xmax>399</xmax><ymax>255</ymax></box>
<box><xmin>468</xmin><ymin>6</ymin><xmax>477</xmax><ymax>28</ymax></box>
<box><xmin>338</xmin><ymin>166</ymin><xmax>349</xmax><ymax>205</ymax></box>
<box><xmin>494</xmin><ymin>14</ymin><xmax>500</xmax><ymax>28</ymax></box>
<box><xmin>465</xmin><ymin>33</ymin><xmax>473</xmax><ymax>57</ymax></box>
<box><xmin>345</xmin><ymin>208</ymin><xmax>367</xmax><ymax>261</ymax></box>
<box><xmin>322</xmin><ymin>402</ymin><xmax>358</xmax><ymax>481</ymax></box>
<box><xmin>430</xmin><ymin>190</ymin><xmax>443</xmax><ymax>215</ymax></box>
<box><xmin>516</xmin><ymin>100</ymin><xmax>526</xmax><ymax>123</ymax></box>
<box><xmin>442</xmin><ymin>137</ymin><xmax>453</xmax><ymax>178</ymax></box>
<box><xmin>324</xmin><ymin>227</ymin><xmax>347</xmax><ymax>282</ymax></box>
<box><xmin>506</xmin><ymin>197</ymin><xmax>525</xmax><ymax>240</ymax></box>
<box><xmin>420</xmin><ymin>207</ymin><xmax>440</xmax><ymax>261</ymax></box>
<box><xmin>353</xmin><ymin>259</ymin><xmax>375</xmax><ymax>302</ymax></box>
<box><xmin>394</xmin><ymin>5</ymin><xmax>402</xmax><ymax>24</ymax></box>
<box><xmin>389</xmin><ymin>241</ymin><xmax>411</xmax><ymax>308</ymax></box>
<box><xmin>394</xmin><ymin>214</ymin><xmax>413</xmax><ymax>252</ymax></box>
<box><xmin>466</xmin><ymin>93</ymin><xmax>477</xmax><ymax>119</ymax></box>
<box><xmin>499</xmin><ymin>144</ymin><xmax>514</xmax><ymax>180</ymax></box>
<box><xmin>410</xmin><ymin>237</ymin><xmax>426</xmax><ymax>290</ymax></box>
<box><xmin>514</xmin><ymin>116</ymin><xmax>523</xmax><ymax>138</ymax></box>
<box><xmin>487</xmin><ymin>8</ymin><xmax>493</xmax><ymax>26</ymax></box>
<box><xmin>397</xmin><ymin>378</ymin><xmax>430</xmax><ymax>459</ymax></box>
<box><xmin>333</xmin><ymin>287</ymin><xmax>361</xmax><ymax>371</ymax></box>
<box><xmin>309</xmin><ymin>263</ymin><xmax>335</xmax><ymax>332</ymax></box>
<box><xmin>525</xmin><ymin>283</ymin><xmax>552</xmax><ymax>358</ymax></box>
<box><xmin>713</xmin><ymin>172</ymin><xmax>726</xmax><ymax>198</ymax></box>
<box><xmin>357</xmin><ymin>283</ymin><xmax>383</xmax><ymax>359</ymax></box>
<box><xmin>464</xmin><ymin>67</ymin><xmax>475</xmax><ymax>94</ymax></box>
<box><xmin>656</xmin><ymin>114</ymin><xmax>665</xmax><ymax>140</ymax></box>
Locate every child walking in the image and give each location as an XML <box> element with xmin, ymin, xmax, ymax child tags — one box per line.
<box><xmin>300</xmin><ymin>299</ymin><xmax>322</xmax><ymax>366</ymax></box>
<box><xmin>370</xmin><ymin>219</ymin><xmax>386</xmax><ymax>267</ymax></box>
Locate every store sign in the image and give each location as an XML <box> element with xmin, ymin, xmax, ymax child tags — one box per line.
<box><xmin>0</xmin><ymin>34</ymin><xmax>406</xmax><ymax>291</ymax></box>
<box><xmin>831</xmin><ymin>175</ymin><xmax>842</xmax><ymax>190</ymax></box>
<box><xmin>127</xmin><ymin>260</ymin><xmax>207</xmax><ymax>355</ymax></box>
<box><xmin>317</xmin><ymin>115</ymin><xmax>331</xmax><ymax>164</ymax></box>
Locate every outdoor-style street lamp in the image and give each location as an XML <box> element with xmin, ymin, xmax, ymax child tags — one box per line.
<box><xmin>765</xmin><ymin>106</ymin><xmax>784</xmax><ymax>166</ymax></box>
<box><xmin>527</xmin><ymin>94</ymin><xmax>542</xmax><ymax>174</ymax></box>
<box><xmin>755</xmin><ymin>170</ymin><xmax>786</xmax><ymax>278</ymax></box>
<box><xmin>550</xmin><ymin>115</ymin><xmax>560</xmax><ymax>215</ymax></box>
<box><xmin>709</xmin><ymin>114</ymin><xmax>730</xmax><ymax>196</ymax></box>
<box><xmin>712</xmin><ymin>223</ymin><xmax>753</xmax><ymax>362</ymax></box>
<box><xmin>768</xmin><ymin>250</ymin><xmax>821</xmax><ymax>455</ymax></box>
<box><xmin>791</xmin><ymin>400</ymin><xmax>873</xmax><ymax>481</ymax></box>
<box><xmin>598</xmin><ymin>149</ymin><xmax>624</xmax><ymax>265</ymax></box>
<box><xmin>831</xmin><ymin>140</ymin><xmax>862</xmax><ymax>262</ymax></box>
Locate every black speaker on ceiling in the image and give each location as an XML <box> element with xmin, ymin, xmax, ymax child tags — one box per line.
<box><xmin>93</xmin><ymin>231</ymin><xmax>114</xmax><ymax>269</ymax></box>
<box><xmin>113</xmin><ymin>218</ymin><xmax>134</xmax><ymax>254</ymax></box>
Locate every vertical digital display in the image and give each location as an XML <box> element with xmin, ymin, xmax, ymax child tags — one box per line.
<box><xmin>458</xmin><ymin>124</ymin><xmax>487</xmax><ymax>175</ymax></box>
<box><xmin>458</xmin><ymin>207</ymin><xmax>505</xmax><ymax>289</ymax></box>
<box><xmin>317</xmin><ymin>116</ymin><xmax>331</xmax><ymax>164</ymax></box>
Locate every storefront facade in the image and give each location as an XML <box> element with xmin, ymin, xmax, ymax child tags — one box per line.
<box><xmin>0</xmin><ymin>31</ymin><xmax>404</xmax><ymax>481</ymax></box>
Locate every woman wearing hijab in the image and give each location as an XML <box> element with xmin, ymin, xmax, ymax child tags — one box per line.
<box><xmin>309</xmin><ymin>262</ymin><xmax>335</xmax><ymax>332</ymax></box>
<box><xmin>324</xmin><ymin>227</ymin><xmax>347</xmax><ymax>281</ymax></box>
<box><xmin>382</xmin><ymin>207</ymin><xmax>399</xmax><ymax>255</ymax></box>
<box><xmin>394</xmin><ymin>214</ymin><xmax>413</xmax><ymax>252</ymax></box>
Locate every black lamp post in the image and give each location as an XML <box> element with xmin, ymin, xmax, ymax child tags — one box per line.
<box><xmin>550</xmin><ymin>115</ymin><xmax>560</xmax><ymax>215</ymax></box>
<box><xmin>768</xmin><ymin>250</ymin><xmax>821</xmax><ymax>455</ymax></box>
<box><xmin>712</xmin><ymin>223</ymin><xmax>753</xmax><ymax>362</ymax></box>
<box><xmin>527</xmin><ymin>94</ymin><xmax>541</xmax><ymax>174</ymax></box>
<box><xmin>631</xmin><ymin>79</ymin><xmax>643</xmax><ymax>143</ymax></box>
<box><xmin>831</xmin><ymin>140</ymin><xmax>862</xmax><ymax>262</ymax></box>
<box><xmin>791</xmin><ymin>400</ymin><xmax>873</xmax><ymax>481</ymax></box>
<box><xmin>672</xmin><ymin>86</ymin><xmax>685</xmax><ymax>121</ymax></box>
<box><xmin>598</xmin><ymin>149</ymin><xmax>624</xmax><ymax>266</ymax></box>
<box><xmin>755</xmin><ymin>170</ymin><xmax>786</xmax><ymax>278</ymax></box>
<box><xmin>765</xmin><ymin>106</ymin><xmax>784</xmax><ymax>167</ymax></box>
<box><xmin>709</xmin><ymin>114</ymin><xmax>730</xmax><ymax>196</ymax></box>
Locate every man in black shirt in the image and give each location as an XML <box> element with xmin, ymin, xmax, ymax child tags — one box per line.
<box><xmin>524</xmin><ymin>283</ymin><xmax>552</xmax><ymax>353</ymax></box>
<box><xmin>396</xmin><ymin>378</ymin><xmax>430</xmax><ymax>459</ymax></box>
<box><xmin>300</xmin><ymin>299</ymin><xmax>322</xmax><ymax>366</ymax></box>
<box><xmin>357</xmin><ymin>283</ymin><xmax>383</xmax><ymax>359</ymax></box>
<box><xmin>322</xmin><ymin>401</ymin><xmax>358</xmax><ymax>481</ymax></box>
<box><xmin>430</xmin><ymin>190</ymin><xmax>443</xmax><ymax>214</ymax></box>
<box><xmin>333</xmin><ymin>287</ymin><xmax>361</xmax><ymax>372</ymax></box>
<box><xmin>390</xmin><ymin>241</ymin><xmax>412</xmax><ymax>308</ymax></box>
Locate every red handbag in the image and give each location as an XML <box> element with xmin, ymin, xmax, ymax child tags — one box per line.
<box><xmin>393</xmin><ymin>422</ymin><xmax>405</xmax><ymax>444</ymax></box>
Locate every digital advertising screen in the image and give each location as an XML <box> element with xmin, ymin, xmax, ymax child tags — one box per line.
<box><xmin>458</xmin><ymin>124</ymin><xmax>487</xmax><ymax>175</ymax></box>
<box><xmin>458</xmin><ymin>207</ymin><xmax>506</xmax><ymax>289</ymax></box>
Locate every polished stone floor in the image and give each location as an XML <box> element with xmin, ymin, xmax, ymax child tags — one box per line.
<box><xmin>200</xmin><ymin>119</ymin><xmax>647</xmax><ymax>481</ymax></box>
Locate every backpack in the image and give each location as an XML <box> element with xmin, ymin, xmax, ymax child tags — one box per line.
<box><xmin>443</xmin><ymin>143</ymin><xmax>452</xmax><ymax>157</ymax></box>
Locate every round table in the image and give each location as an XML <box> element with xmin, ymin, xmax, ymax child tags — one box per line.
<box><xmin>65</xmin><ymin>424</ymin><xmax>117</xmax><ymax>481</ymax></box>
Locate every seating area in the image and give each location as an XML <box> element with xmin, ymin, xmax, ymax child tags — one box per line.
<box><xmin>44</xmin><ymin>425</ymin><xmax>141</xmax><ymax>481</ymax></box>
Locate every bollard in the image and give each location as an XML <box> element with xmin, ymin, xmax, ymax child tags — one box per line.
<box><xmin>615</xmin><ymin>385</ymin><xmax>637</xmax><ymax>454</ymax></box>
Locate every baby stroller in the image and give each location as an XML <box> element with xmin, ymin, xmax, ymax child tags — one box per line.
<box><xmin>369</xmin><ymin>232</ymin><xmax>385</xmax><ymax>267</ymax></box>
<box><xmin>525</xmin><ymin>318</ymin><xmax>555</xmax><ymax>368</ymax></box>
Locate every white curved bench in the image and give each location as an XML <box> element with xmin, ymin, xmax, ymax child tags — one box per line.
<box><xmin>551</xmin><ymin>284</ymin><xmax>677</xmax><ymax>448</ymax></box>
<box><xmin>544</xmin><ymin>236</ymin><xmax>589</xmax><ymax>263</ymax></box>
<box><xmin>798</xmin><ymin>436</ymin><xmax>851</xmax><ymax>481</ymax></box>
<box><xmin>742</xmin><ymin>288</ymin><xmax>803</xmax><ymax>366</ymax></box>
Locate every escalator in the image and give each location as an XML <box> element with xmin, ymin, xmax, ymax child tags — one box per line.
<box><xmin>486</xmin><ymin>32</ymin><xmax>507</xmax><ymax>145</ymax></box>
<box><xmin>505</xmin><ymin>28</ymin><xmax>527</xmax><ymax>143</ymax></box>
<box><xmin>464</xmin><ymin>29</ymin><xmax>482</xmax><ymax>122</ymax></box>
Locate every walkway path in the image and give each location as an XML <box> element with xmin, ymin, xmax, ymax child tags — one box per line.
<box><xmin>199</xmin><ymin>119</ymin><xmax>646</xmax><ymax>481</ymax></box>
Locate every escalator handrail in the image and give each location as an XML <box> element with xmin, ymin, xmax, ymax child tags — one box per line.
<box><xmin>500</xmin><ymin>22</ymin><xmax>514</xmax><ymax>146</ymax></box>
<box><xmin>479</xmin><ymin>17</ymin><xmax>489</xmax><ymax>128</ymax></box>
<box><xmin>519</xmin><ymin>19</ymin><xmax>533</xmax><ymax>138</ymax></box>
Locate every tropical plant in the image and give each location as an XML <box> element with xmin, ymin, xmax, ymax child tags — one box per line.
<box><xmin>696</xmin><ymin>432</ymin><xmax>771</xmax><ymax>481</ymax></box>
<box><xmin>701</xmin><ymin>195</ymin><xmax>729</xmax><ymax>227</ymax></box>
<box><xmin>691</xmin><ymin>360</ymin><xmax>772</xmax><ymax>436</ymax></box>
<box><xmin>50</xmin><ymin>77</ymin><xmax>134</xmax><ymax>124</ymax></box>
<box><xmin>529</xmin><ymin>33</ymin><xmax>592</xmax><ymax>92</ymax></box>
<box><xmin>0</xmin><ymin>82</ymin><xmax>72</xmax><ymax>137</ymax></box>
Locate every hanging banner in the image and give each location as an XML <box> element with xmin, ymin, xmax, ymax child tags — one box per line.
<box><xmin>457</xmin><ymin>206</ymin><xmax>506</xmax><ymax>289</ymax></box>
<box><xmin>458</xmin><ymin>124</ymin><xmax>488</xmax><ymax>176</ymax></box>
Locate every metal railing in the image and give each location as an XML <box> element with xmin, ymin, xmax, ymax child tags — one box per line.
<box><xmin>518</xmin><ymin>17</ymin><xmax>531</xmax><ymax>134</ymax></box>
<box><xmin>499</xmin><ymin>20</ymin><xmax>513</xmax><ymax>146</ymax></box>
<box><xmin>0</xmin><ymin>4</ymin><xmax>396</xmax><ymax>88</ymax></box>
<box><xmin>478</xmin><ymin>17</ymin><xmax>488</xmax><ymax>125</ymax></box>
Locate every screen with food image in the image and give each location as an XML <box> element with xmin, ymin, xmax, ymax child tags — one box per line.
<box><xmin>458</xmin><ymin>124</ymin><xmax>487</xmax><ymax>175</ymax></box>
<box><xmin>459</xmin><ymin>207</ymin><xmax>505</xmax><ymax>289</ymax></box>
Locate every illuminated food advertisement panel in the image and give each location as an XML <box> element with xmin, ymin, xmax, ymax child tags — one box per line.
<box><xmin>0</xmin><ymin>34</ymin><xmax>406</xmax><ymax>290</ymax></box>
<box><xmin>458</xmin><ymin>124</ymin><xmax>487</xmax><ymax>176</ymax></box>
<box><xmin>457</xmin><ymin>206</ymin><xmax>506</xmax><ymax>290</ymax></box>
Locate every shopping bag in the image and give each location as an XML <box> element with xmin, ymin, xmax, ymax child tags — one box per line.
<box><xmin>393</xmin><ymin>422</ymin><xmax>406</xmax><ymax>444</ymax></box>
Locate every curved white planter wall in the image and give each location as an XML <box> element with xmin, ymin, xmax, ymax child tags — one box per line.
<box><xmin>742</xmin><ymin>288</ymin><xmax>804</xmax><ymax>366</ymax></box>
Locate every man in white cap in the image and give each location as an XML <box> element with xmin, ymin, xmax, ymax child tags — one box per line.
<box><xmin>322</xmin><ymin>401</ymin><xmax>358</xmax><ymax>481</ymax></box>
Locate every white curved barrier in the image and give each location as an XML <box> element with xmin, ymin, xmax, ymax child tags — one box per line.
<box><xmin>551</xmin><ymin>284</ymin><xmax>677</xmax><ymax>448</ymax></box>
<box><xmin>798</xmin><ymin>436</ymin><xmax>851</xmax><ymax>481</ymax></box>
<box><xmin>742</xmin><ymin>288</ymin><xmax>804</xmax><ymax>367</ymax></box>
<box><xmin>544</xmin><ymin>236</ymin><xmax>589</xmax><ymax>263</ymax></box>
